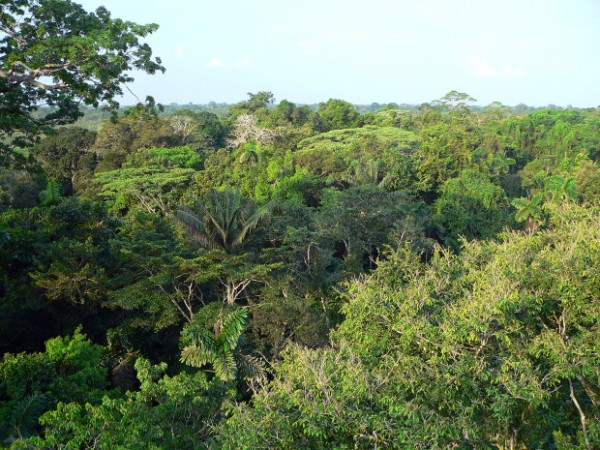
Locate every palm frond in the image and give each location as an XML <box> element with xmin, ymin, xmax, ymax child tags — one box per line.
<box><xmin>235</xmin><ymin>353</ymin><xmax>267</xmax><ymax>384</ymax></box>
<box><xmin>180</xmin><ymin>344</ymin><xmax>211</xmax><ymax>368</ymax></box>
<box><xmin>218</xmin><ymin>308</ymin><xmax>248</xmax><ymax>351</ymax></box>
<box><xmin>182</xmin><ymin>323</ymin><xmax>214</xmax><ymax>346</ymax></box>
<box><xmin>176</xmin><ymin>209</ymin><xmax>217</xmax><ymax>249</ymax></box>
<box><xmin>531</xmin><ymin>192</ymin><xmax>544</xmax><ymax>206</ymax></box>
<box><xmin>234</xmin><ymin>202</ymin><xmax>273</xmax><ymax>247</ymax></box>
<box><xmin>176</xmin><ymin>208</ymin><xmax>206</xmax><ymax>234</ymax></box>
<box><xmin>195</xmin><ymin>190</ymin><xmax>229</xmax><ymax>250</ymax></box>
<box><xmin>213</xmin><ymin>350</ymin><xmax>237</xmax><ymax>381</ymax></box>
<box><xmin>177</xmin><ymin>188</ymin><xmax>270</xmax><ymax>253</ymax></box>
<box><xmin>11</xmin><ymin>393</ymin><xmax>47</xmax><ymax>438</ymax></box>
<box><xmin>223</xmin><ymin>187</ymin><xmax>243</xmax><ymax>245</ymax></box>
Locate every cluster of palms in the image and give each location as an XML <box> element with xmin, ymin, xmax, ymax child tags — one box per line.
<box><xmin>512</xmin><ymin>175</ymin><xmax>577</xmax><ymax>230</ymax></box>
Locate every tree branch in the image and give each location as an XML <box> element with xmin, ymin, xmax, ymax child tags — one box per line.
<box><xmin>569</xmin><ymin>378</ymin><xmax>592</xmax><ymax>450</ymax></box>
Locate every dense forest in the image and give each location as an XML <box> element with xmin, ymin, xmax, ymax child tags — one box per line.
<box><xmin>1</xmin><ymin>1</ymin><xmax>599</xmax><ymax>449</ymax></box>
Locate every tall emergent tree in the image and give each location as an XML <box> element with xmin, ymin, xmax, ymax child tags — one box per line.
<box><xmin>0</xmin><ymin>0</ymin><xmax>164</xmax><ymax>166</ymax></box>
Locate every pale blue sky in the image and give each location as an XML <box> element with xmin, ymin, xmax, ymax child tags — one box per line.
<box><xmin>77</xmin><ymin>0</ymin><xmax>600</xmax><ymax>107</ymax></box>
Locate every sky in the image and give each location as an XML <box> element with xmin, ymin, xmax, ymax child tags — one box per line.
<box><xmin>76</xmin><ymin>0</ymin><xmax>600</xmax><ymax>107</ymax></box>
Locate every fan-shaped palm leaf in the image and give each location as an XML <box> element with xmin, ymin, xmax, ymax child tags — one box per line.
<box><xmin>10</xmin><ymin>394</ymin><xmax>47</xmax><ymax>438</ymax></box>
<box><xmin>176</xmin><ymin>187</ymin><xmax>272</xmax><ymax>253</ymax></box>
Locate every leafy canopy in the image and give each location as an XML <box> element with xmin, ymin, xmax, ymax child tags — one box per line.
<box><xmin>0</xmin><ymin>0</ymin><xmax>164</xmax><ymax>158</ymax></box>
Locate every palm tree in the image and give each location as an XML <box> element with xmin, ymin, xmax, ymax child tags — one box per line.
<box><xmin>512</xmin><ymin>193</ymin><xmax>545</xmax><ymax>232</ymax></box>
<box><xmin>237</xmin><ymin>143</ymin><xmax>260</xmax><ymax>166</ymax></box>
<box><xmin>543</xmin><ymin>175</ymin><xmax>577</xmax><ymax>204</ymax></box>
<box><xmin>176</xmin><ymin>186</ymin><xmax>272</xmax><ymax>254</ymax></box>
<box><xmin>485</xmin><ymin>152</ymin><xmax>516</xmax><ymax>176</ymax></box>
<box><xmin>344</xmin><ymin>159</ymin><xmax>383</xmax><ymax>187</ymax></box>
<box><xmin>180</xmin><ymin>307</ymin><xmax>264</xmax><ymax>382</ymax></box>
<box><xmin>39</xmin><ymin>179</ymin><xmax>62</xmax><ymax>206</ymax></box>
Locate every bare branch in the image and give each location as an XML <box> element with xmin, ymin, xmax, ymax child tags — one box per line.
<box><xmin>569</xmin><ymin>378</ymin><xmax>592</xmax><ymax>450</ymax></box>
<box><xmin>0</xmin><ymin>69</ymin><xmax>68</xmax><ymax>90</ymax></box>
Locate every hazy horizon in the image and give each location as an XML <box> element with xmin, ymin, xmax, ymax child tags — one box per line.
<box><xmin>77</xmin><ymin>0</ymin><xmax>600</xmax><ymax>108</ymax></box>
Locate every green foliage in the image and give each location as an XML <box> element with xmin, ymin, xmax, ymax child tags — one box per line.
<box><xmin>193</xmin><ymin>111</ymin><xmax>226</xmax><ymax>148</ymax></box>
<box><xmin>106</xmin><ymin>211</ymin><xmax>187</xmax><ymax>329</ymax></box>
<box><xmin>343</xmin><ymin>159</ymin><xmax>383</xmax><ymax>186</ymax></box>
<box><xmin>295</xmin><ymin>126</ymin><xmax>420</xmax><ymax>184</ymax></box>
<box><xmin>0</xmin><ymin>197</ymin><xmax>119</xmax><ymax>354</ymax></box>
<box><xmin>38</xmin><ymin>179</ymin><xmax>62</xmax><ymax>206</ymax></box>
<box><xmin>574</xmin><ymin>160</ymin><xmax>600</xmax><ymax>204</ymax></box>
<box><xmin>7</xmin><ymin>394</ymin><xmax>47</xmax><ymax>441</ymax></box>
<box><xmin>0</xmin><ymin>0</ymin><xmax>164</xmax><ymax>168</ymax></box>
<box><xmin>217</xmin><ymin>204</ymin><xmax>600</xmax><ymax>449</ymax></box>
<box><xmin>317</xmin><ymin>185</ymin><xmax>434</xmax><ymax>273</ymax></box>
<box><xmin>512</xmin><ymin>193</ymin><xmax>546</xmax><ymax>227</ymax></box>
<box><xmin>434</xmin><ymin>169</ymin><xmax>513</xmax><ymax>250</ymax></box>
<box><xmin>433</xmin><ymin>90</ymin><xmax>477</xmax><ymax>114</ymax></box>
<box><xmin>143</xmin><ymin>146</ymin><xmax>203</xmax><ymax>169</ymax></box>
<box><xmin>180</xmin><ymin>306</ymin><xmax>250</xmax><ymax>382</ymax></box>
<box><xmin>228</xmin><ymin>91</ymin><xmax>275</xmax><ymax>118</ymax></box>
<box><xmin>32</xmin><ymin>127</ymin><xmax>97</xmax><ymax>194</ymax></box>
<box><xmin>94</xmin><ymin>147</ymin><xmax>196</xmax><ymax>213</ymax></box>
<box><xmin>93</xmin><ymin>117</ymin><xmax>180</xmax><ymax>172</ymax></box>
<box><xmin>248</xmin><ymin>279</ymin><xmax>331</xmax><ymax>358</ymax></box>
<box><xmin>178</xmin><ymin>249</ymin><xmax>282</xmax><ymax>306</ymax></box>
<box><xmin>0</xmin><ymin>171</ymin><xmax>43</xmax><ymax>211</ymax></box>
<box><xmin>12</xmin><ymin>358</ymin><xmax>233</xmax><ymax>449</ymax></box>
<box><xmin>271</xmin><ymin>99</ymin><xmax>312</xmax><ymax>127</ymax></box>
<box><xmin>416</xmin><ymin>121</ymin><xmax>479</xmax><ymax>192</ymax></box>
<box><xmin>176</xmin><ymin>186</ymin><xmax>272</xmax><ymax>254</ymax></box>
<box><xmin>314</xmin><ymin>98</ymin><xmax>361</xmax><ymax>131</ymax></box>
<box><xmin>3</xmin><ymin>80</ymin><xmax>600</xmax><ymax>449</ymax></box>
<box><xmin>0</xmin><ymin>329</ymin><xmax>108</xmax><ymax>442</ymax></box>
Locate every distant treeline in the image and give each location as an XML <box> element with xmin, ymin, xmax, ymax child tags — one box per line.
<box><xmin>31</xmin><ymin>98</ymin><xmax>592</xmax><ymax>131</ymax></box>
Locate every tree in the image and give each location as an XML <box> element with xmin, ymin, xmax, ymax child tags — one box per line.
<box><xmin>272</xmin><ymin>99</ymin><xmax>311</xmax><ymax>127</ymax></box>
<box><xmin>32</xmin><ymin>127</ymin><xmax>97</xmax><ymax>194</ymax></box>
<box><xmin>295</xmin><ymin>126</ymin><xmax>420</xmax><ymax>183</ymax></box>
<box><xmin>225</xmin><ymin>114</ymin><xmax>277</xmax><ymax>149</ymax></box>
<box><xmin>193</xmin><ymin>111</ymin><xmax>225</xmax><ymax>149</ymax></box>
<box><xmin>315</xmin><ymin>99</ymin><xmax>361</xmax><ymax>131</ymax></box>
<box><xmin>179</xmin><ymin>306</ymin><xmax>258</xmax><ymax>382</ymax></box>
<box><xmin>228</xmin><ymin>91</ymin><xmax>275</xmax><ymax>117</ymax></box>
<box><xmin>512</xmin><ymin>193</ymin><xmax>546</xmax><ymax>231</ymax></box>
<box><xmin>485</xmin><ymin>152</ymin><xmax>516</xmax><ymax>176</ymax></box>
<box><xmin>176</xmin><ymin>186</ymin><xmax>272</xmax><ymax>254</ymax></box>
<box><xmin>0</xmin><ymin>197</ymin><xmax>121</xmax><ymax>355</ymax></box>
<box><xmin>542</xmin><ymin>175</ymin><xmax>577</xmax><ymax>204</ymax></box>
<box><xmin>317</xmin><ymin>185</ymin><xmax>433</xmax><ymax>273</ymax></box>
<box><xmin>343</xmin><ymin>159</ymin><xmax>383</xmax><ymax>187</ymax></box>
<box><xmin>93</xmin><ymin>147</ymin><xmax>199</xmax><ymax>214</ymax></box>
<box><xmin>433</xmin><ymin>90</ymin><xmax>477</xmax><ymax>113</ymax></box>
<box><xmin>13</xmin><ymin>357</ymin><xmax>233</xmax><ymax>449</ymax></box>
<box><xmin>0</xmin><ymin>329</ymin><xmax>108</xmax><ymax>443</ymax></box>
<box><xmin>0</xmin><ymin>0</ymin><xmax>164</xmax><ymax>165</ymax></box>
<box><xmin>93</xmin><ymin>116</ymin><xmax>180</xmax><ymax>172</ymax></box>
<box><xmin>434</xmin><ymin>169</ymin><xmax>512</xmax><ymax>250</ymax></box>
<box><xmin>216</xmin><ymin>205</ymin><xmax>600</xmax><ymax>449</ymax></box>
<box><xmin>574</xmin><ymin>160</ymin><xmax>600</xmax><ymax>204</ymax></box>
<box><xmin>38</xmin><ymin>178</ymin><xmax>62</xmax><ymax>205</ymax></box>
